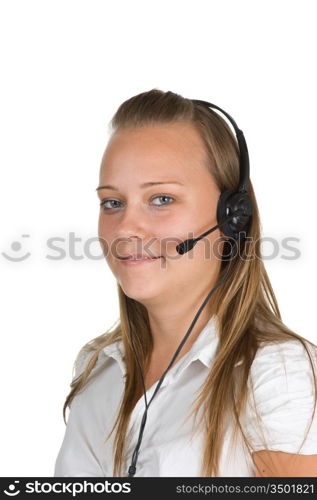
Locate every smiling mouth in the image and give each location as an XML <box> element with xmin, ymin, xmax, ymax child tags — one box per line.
<box><xmin>119</xmin><ymin>254</ymin><xmax>162</xmax><ymax>260</ymax></box>
<box><xmin>118</xmin><ymin>256</ymin><xmax>163</xmax><ymax>266</ymax></box>
<box><xmin>121</xmin><ymin>257</ymin><xmax>161</xmax><ymax>261</ymax></box>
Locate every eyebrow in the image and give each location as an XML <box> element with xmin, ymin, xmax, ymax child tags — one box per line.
<box><xmin>96</xmin><ymin>181</ymin><xmax>184</xmax><ymax>191</ymax></box>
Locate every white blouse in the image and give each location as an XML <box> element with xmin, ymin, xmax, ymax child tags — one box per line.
<box><xmin>54</xmin><ymin>315</ymin><xmax>317</xmax><ymax>477</ymax></box>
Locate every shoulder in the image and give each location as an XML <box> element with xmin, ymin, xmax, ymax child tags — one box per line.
<box><xmin>72</xmin><ymin>348</ymin><xmax>94</xmax><ymax>381</ymax></box>
<box><xmin>244</xmin><ymin>339</ymin><xmax>317</xmax><ymax>454</ymax></box>
<box><xmin>72</xmin><ymin>336</ymin><xmax>123</xmax><ymax>381</ymax></box>
<box><xmin>243</xmin><ymin>337</ymin><xmax>317</xmax><ymax>454</ymax></box>
<box><xmin>250</xmin><ymin>337</ymin><xmax>317</xmax><ymax>388</ymax></box>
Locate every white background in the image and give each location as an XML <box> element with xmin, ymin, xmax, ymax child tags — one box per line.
<box><xmin>0</xmin><ymin>0</ymin><xmax>316</xmax><ymax>476</ymax></box>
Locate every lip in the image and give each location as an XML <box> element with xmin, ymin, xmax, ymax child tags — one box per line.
<box><xmin>119</xmin><ymin>256</ymin><xmax>162</xmax><ymax>266</ymax></box>
<box><xmin>119</xmin><ymin>254</ymin><xmax>160</xmax><ymax>260</ymax></box>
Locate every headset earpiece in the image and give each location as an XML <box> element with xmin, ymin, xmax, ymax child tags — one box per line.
<box><xmin>191</xmin><ymin>99</ymin><xmax>253</xmax><ymax>243</ymax></box>
<box><xmin>217</xmin><ymin>189</ymin><xmax>252</xmax><ymax>241</ymax></box>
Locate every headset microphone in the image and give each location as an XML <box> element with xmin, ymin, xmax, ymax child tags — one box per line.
<box><xmin>127</xmin><ymin>98</ymin><xmax>253</xmax><ymax>477</ymax></box>
<box><xmin>176</xmin><ymin>209</ymin><xmax>248</xmax><ymax>255</ymax></box>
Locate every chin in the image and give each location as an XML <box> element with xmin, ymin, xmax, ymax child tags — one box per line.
<box><xmin>120</xmin><ymin>285</ymin><xmax>154</xmax><ymax>301</ymax></box>
<box><xmin>118</xmin><ymin>280</ymin><xmax>163</xmax><ymax>303</ymax></box>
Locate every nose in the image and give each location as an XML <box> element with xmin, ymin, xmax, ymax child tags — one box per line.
<box><xmin>114</xmin><ymin>203</ymin><xmax>147</xmax><ymax>239</ymax></box>
<box><xmin>105</xmin><ymin>203</ymin><xmax>149</xmax><ymax>258</ymax></box>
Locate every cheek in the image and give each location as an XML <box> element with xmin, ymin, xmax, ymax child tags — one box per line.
<box><xmin>98</xmin><ymin>214</ymin><xmax>114</xmax><ymax>258</ymax></box>
<box><xmin>156</xmin><ymin>225</ymin><xmax>193</xmax><ymax>260</ymax></box>
<box><xmin>98</xmin><ymin>214</ymin><xmax>116</xmax><ymax>242</ymax></box>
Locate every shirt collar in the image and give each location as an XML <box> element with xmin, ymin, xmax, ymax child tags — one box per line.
<box><xmin>102</xmin><ymin>314</ymin><xmax>219</xmax><ymax>372</ymax></box>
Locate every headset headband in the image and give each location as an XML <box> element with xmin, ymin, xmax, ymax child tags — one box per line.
<box><xmin>191</xmin><ymin>99</ymin><xmax>250</xmax><ymax>193</ymax></box>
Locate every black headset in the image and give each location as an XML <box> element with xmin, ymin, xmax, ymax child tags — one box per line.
<box><xmin>175</xmin><ymin>99</ymin><xmax>253</xmax><ymax>256</ymax></box>
<box><xmin>127</xmin><ymin>99</ymin><xmax>253</xmax><ymax>477</ymax></box>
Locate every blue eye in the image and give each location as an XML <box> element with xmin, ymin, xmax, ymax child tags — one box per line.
<box><xmin>100</xmin><ymin>199</ymin><xmax>121</xmax><ymax>210</ymax></box>
<box><xmin>99</xmin><ymin>195</ymin><xmax>174</xmax><ymax>211</ymax></box>
<box><xmin>151</xmin><ymin>195</ymin><xmax>174</xmax><ymax>206</ymax></box>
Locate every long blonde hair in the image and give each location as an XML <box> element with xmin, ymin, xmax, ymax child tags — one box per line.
<box><xmin>63</xmin><ymin>89</ymin><xmax>317</xmax><ymax>476</ymax></box>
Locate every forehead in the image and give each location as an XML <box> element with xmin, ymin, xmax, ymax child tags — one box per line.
<box><xmin>100</xmin><ymin>121</ymin><xmax>209</xmax><ymax>180</ymax></box>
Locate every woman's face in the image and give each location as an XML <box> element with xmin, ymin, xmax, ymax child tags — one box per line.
<box><xmin>97</xmin><ymin>121</ymin><xmax>224</xmax><ymax>305</ymax></box>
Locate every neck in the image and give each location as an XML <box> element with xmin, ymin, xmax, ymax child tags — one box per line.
<box><xmin>146</xmin><ymin>288</ymin><xmax>216</xmax><ymax>360</ymax></box>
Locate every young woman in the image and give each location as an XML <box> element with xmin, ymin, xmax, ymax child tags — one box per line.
<box><xmin>54</xmin><ymin>89</ymin><xmax>317</xmax><ymax>477</ymax></box>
